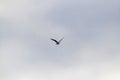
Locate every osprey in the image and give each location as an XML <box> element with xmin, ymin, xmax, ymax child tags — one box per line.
<box><xmin>50</xmin><ymin>37</ymin><xmax>64</xmax><ymax>45</ymax></box>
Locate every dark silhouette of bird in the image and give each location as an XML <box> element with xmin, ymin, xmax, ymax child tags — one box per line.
<box><xmin>50</xmin><ymin>37</ymin><xmax>64</xmax><ymax>45</ymax></box>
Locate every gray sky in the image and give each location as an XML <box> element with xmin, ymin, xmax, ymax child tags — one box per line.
<box><xmin>0</xmin><ymin>0</ymin><xmax>120</xmax><ymax>80</ymax></box>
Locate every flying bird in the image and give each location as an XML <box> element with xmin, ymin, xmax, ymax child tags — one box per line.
<box><xmin>50</xmin><ymin>37</ymin><xmax>64</xmax><ymax>45</ymax></box>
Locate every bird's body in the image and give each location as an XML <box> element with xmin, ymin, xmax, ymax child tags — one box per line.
<box><xmin>50</xmin><ymin>38</ymin><xmax>64</xmax><ymax>45</ymax></box>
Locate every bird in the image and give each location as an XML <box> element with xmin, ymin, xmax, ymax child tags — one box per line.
<box><xmin>50</xmin><ymin>37</ymin><xmax>64</xmax><ymax>45</ymax></box>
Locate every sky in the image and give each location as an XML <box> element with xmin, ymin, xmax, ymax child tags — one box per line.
<box><xmin>0</xmin><ymin>0</ymin><xmax>120</xmax><ymax>80</ymax></box>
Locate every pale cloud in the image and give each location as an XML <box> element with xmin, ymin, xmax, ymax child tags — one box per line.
<box><xmin>0</xmin><ymin>0</ymin><xmax>120</xmax><ymax>80</ymax></box>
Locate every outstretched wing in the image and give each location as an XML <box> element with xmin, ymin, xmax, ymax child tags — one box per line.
<box><xmin>50</xmin><ymin>38</ymin><xmax>59</xmax><ymax>44</ymax></box>
<box><xmin>58</xmin><ymin>37</ymin><xmax>64</xmax><ymax>43</ymax></box>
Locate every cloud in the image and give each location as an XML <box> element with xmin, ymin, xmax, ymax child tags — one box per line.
<box><xmin>0</xmin><ymin>0</ymin><xmax>120</xmax><ymax>80</ymax></box>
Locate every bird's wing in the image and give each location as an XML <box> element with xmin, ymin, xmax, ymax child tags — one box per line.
<box><xmin>50</xmin><ymin>38</ymin><xmax>58</xmax><ymax>43</ymax></box>
<box><xmin>59</xmin><ymin>37</ymin><xmax>64</xmax><ymax>43</ymax></box>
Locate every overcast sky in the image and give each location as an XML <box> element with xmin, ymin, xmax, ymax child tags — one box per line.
<box><xmin>0</xmin><ymin>0</ymin><xmax>120</xmax><ymax>80</ymax></box>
